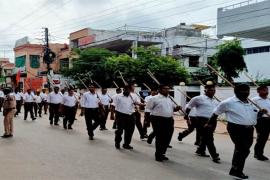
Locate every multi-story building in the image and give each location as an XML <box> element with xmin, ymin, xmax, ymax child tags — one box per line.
<box><xmin>0</xmin><ymin>58</ymin><xmax>15</xmax><ymax>87</ymax></box>
<box><xmin>13</xmin><ymin>37</ymin><xmax>69</xmax><ymax>90</ymax></box>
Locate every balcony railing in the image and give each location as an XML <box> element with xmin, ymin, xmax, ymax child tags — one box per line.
<box><xmin>221</xmin><ymin>0</ymin><xmax>268</xmax><ymax>12</ymax></box>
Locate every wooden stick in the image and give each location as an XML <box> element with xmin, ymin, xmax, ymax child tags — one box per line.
<box><xmin>118</xmin><ymin>71</ymin><xmax>128</xmax><ymax>86</ymax></box>
<box><xmin>113</xmin><ymin>81</ymin><xmax>119</xmax><ymax>88</ymax></box>
<box><xmin>143</xmin><ymin>83</ymin><xmax>151</xmax><ymax>91</ymax></box>
<box><xmin>244</xmin><ymin>71</ymin><xmax>259</xmax><ymax>87</ymax></box>
<box><xmin>206</xmin><ymin>64</ymin><xmax>270</xmax><ymax>117</ymax></box>
<box><xmin>77</xmin><ymin>77</ymin><xmax>88</xmax><ymax>89</ymax></box>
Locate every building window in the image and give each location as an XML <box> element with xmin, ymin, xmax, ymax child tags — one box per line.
<box><xmin>189</xmin><ymin>56</ymin><xmax>199</xmax><ymax>67</ymax></box>
<box><xmin>15</xmin><ymin>55</ymin><xmax>26</xmax><ymax>67</ymax></box>
<box><xmin>30</xmin><ymin>55</ymin><xmax>40</xmax><ymax>68</ymax></box>
<box><xmin>245</xmin><ymin>46</ymin><xmax>270</xmax><ymax>55</ymax></box>
<box><xmin>60</xmin><ymin>58</ymin><xmax>69</xmax><ymax>70</ymax></box>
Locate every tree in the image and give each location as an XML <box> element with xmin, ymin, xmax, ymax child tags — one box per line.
<box><xmin>213</xmin><ymin>39</ymin><xmax>247</xmax><ymax>83</ymax></box>
<box><xmin>105</xmin><ymin>46</ymin><xmax>189</xmax><ymax>87</ymax></box>
<box><xmin>64</xmin><ymin>46</ymin><xmax>189</xmax><ymax>88</ymax></box>
<box><xmin>62</xmin><ymin>48</ymin><xmax>115</xmax><ymax>88</ymax></box>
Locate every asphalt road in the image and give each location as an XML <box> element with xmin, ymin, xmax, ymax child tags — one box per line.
<box><xmin>0</xmin><ymin>112</ymin><xmax>269</xmax><ymax>180</ymax></box>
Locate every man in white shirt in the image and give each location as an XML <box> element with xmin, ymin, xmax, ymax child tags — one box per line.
<box><xmin>0</xmin><ymin>88</ymin><xmax>5</xmax><ymax>112</ymax></box>
<box><xmin>23</xmin><ymin>89</ymin><xmax>36</xmax><ymax>121</ymax></box>
<box><xmin>110</xmin><ymin>88</ymin><xmax>122</xmax><ymax>129</ymax></box>
<box><xmin>40</xmin><ymin>89</ymin><xmax>48</xmax><ymax>114</ymax></box>
<box><xmin>47</xmin><ymin>86</ymin><xmax>63</xmax><ymax>125</ymax></box>
<box><xmin>146</xmin><ymin>84</ymin><xmax>181</xmax><ymax>162</ymax></box>
<box><xmin>208</xmin><ymin>84</ymin><xmax>267</xmax><ymax>179</ymax></box>
<box><xmin>34</xmin><ymin>91</ymin><xmax>42</xmax><ymax>117</ymax></box>
<box><xmin>61</xmin><ymin>88</ymin><xmax>78</xmax><ymax>130</ymax></box>
<box><xmin>114</xmin><ymin>85</ymin><xmax>142</xmax><ymax>150</ymax></box>
<box><xmin>99</xmin><ymin>88</ymin><xmax>112</xmax><ymax>130</ymax></box>
<box><xmin>184</xmin><ymin>84</ymin><xmax>220</xmax><ymax>163</ymax></box>
<box><xmin>143</xmin><ymin>88</ymin><xmax>158</xmax><ymax>143</ymax></box>
<box><xmin>81</xmin><ymin>84</ymin><xmax>102</xmax><ymax>140</ymax></box>
<box><xmin>14</xmin><ymin>88</ymin><xmax>23</xmax><ymax>117</ymax></box>
<box><xmin>252</xmin><ymin>85</ymin><xmax>270</xmax><ymax>161</ymax></box>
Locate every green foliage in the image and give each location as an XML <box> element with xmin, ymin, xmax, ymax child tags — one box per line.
<box><xmin>214</xmin><ymin>39</ymin><xmax>247</xmax><ymax>82</ymax></box>
<box><xmin>64</xmin><ymin>46</ymin><xmax>189</xmax><ymax>88</ymax></box>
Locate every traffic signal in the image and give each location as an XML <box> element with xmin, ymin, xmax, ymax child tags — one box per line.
<box><xmin>43</xmin><ymin>49</ymin><xmax>56</xmax><ymax>64</ymax></box>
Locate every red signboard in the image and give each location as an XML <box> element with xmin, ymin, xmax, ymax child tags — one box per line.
<box><xmin>24</xmin><ymin>77</ymin><xmax>44</xmax><ymax>91</ymax></box>
<box><xmin>78</xmin><ymin>35</ymin><xmax>96</xmax><ymax>46</ymax></box>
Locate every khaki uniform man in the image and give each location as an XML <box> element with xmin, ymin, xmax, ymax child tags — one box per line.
<box><xmin>2</xmin><ymin>88</ymin><xmax>16</xmax><ymax>138</ymax></box>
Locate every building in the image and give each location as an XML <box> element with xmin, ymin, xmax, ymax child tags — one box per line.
<box><xmin>217</xmin><ymin>0</ymin><xmax>270</xmax><ymax>41</ymax></box>
<box><xmin>69</xmin><ymin>26</ymin><xmax>164</xmax><ymax>58</ymax></box>
<box><xmin>13</xmin><ymin>37</ymin><xmax>69</xmax><ymax>91</ymax></box>
<box><xmin>217</xmin><ymin>0</ymin><xmax>270</xmax><ymax>82</ymax></box>
<box><xmin>0</xmin><ymin>58</ymin><xmax>15</xmax><ymax>87</ymax></box>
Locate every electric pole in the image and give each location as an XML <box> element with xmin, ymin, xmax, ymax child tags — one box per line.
<box><xmin>43</xmin><ymin>27</ymin><xmax>55</xmax><ymax>90</ymax></box>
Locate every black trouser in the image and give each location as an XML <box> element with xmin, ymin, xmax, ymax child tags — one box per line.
<box><xmin>254</xmin><ymin>117</ymin><xmax>270</xmax><ymax>156</ymax></box>
<box><xmin>15</xmin><ymin>100</ymin><xmax>22</xmax><ymax>115</ymax></box>
<box><xmin>115</xmin><ymin>112</ymin><xmax>135</xmax><ymax>146</ymax></box>
<box><xmin>148</xmin><ymin>115</ymin><xmax>156</xmax><ymax>141</ymax></box>
<box><xmin>152</xmin><ymin>115</ymin><xmax>174</xmax><ymax>158</ymax></box>
<box><xmin>196</xmin><ymin>116</ymin><xmax>218</xmax><ymax>158</ymax></box>
<box><xmin>41</xmin><ymin>101</ymin><xmax>48</xmax><ymax>114</ymax></box>
<box><xmin>133</xmin><ymin>111</ymin><xmax>144</xmax><ymax>136</ymax></box>
<box><xmin>0</xmin><ymin>97</ymin><xmax>4</xmax><ymax>112</ymax></box>
<box><xmin>34</xmin><ymin>103</ymin><xmax>42</xmax><ymax>117</ymax></box>
<box><xmin>227</xmin><ymin>122</ymin><xmax>254</xmax><ymax>173</ymax></box>
<box><xmin>179</xmin><ymin>116</ymin><xmax>200</xmax><ymax>143</ymax></box>
<box><xmin>142</xmin><ymin>112</ymin><xmax>151</xmax><ymax>135</ymax></box>
<box><xmin>112</xmin><ymin>111</ymin><xmax>119</xmax><ymax>129</ymax></box>
<box><xmin>24</xmin><ymin>102</ymin><xmax>35</xmax><ymax>120</ymax></box>
<box><xmin>49</xmin><ymin>103</ymin><xmax>60</xmax><ymax>124</ymax></box>
<box><xmin>85</xmin><ymin>108</ymin><xmax>101</xmax><ymax>137</ymax></box>
<box><xmin>100</xmin><ymin>105</ymin><xmax>109</xmax><ymax>129</ymax></box>
<box><xmin>63</xmin><ymin>106</ymin><xmax>76</xmax><ymax>128</ymax></box>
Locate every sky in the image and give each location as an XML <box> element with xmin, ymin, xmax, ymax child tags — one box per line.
<box><xmin>0</xmin><ymin>0</ymin><xmax>246</xmax><ymax>62</ymax></box>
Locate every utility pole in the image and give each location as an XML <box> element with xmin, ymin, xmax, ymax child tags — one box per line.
<box><xmin>43</xmin><ymin>27</ymin><xmax>55</xmax><ymax>91</ymax></box>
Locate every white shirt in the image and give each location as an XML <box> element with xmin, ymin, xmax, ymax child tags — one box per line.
<box><xmin>62</xmin><ymin>95</ymin><xmax>77</xmax><ymax>107</ymax></box>
<box><xmin>100</xmin><ymin>94</ymin><xmax>111</xmax><ymax>106</ymax></box>
<box><xmin>0</xmin><ymin>90</ymin><xmax>4</xmax><ymax>98</ymax></box>
<box><xmin>186</xmin><ymin>95</ymin><xmax>219</xmax><ymax>118</ymax></box>
<box><xmin>35</xmin><ymin>95</ymin><xmax>42</xmax><ymax>103</ymax></box>
<box><xmin>114</xmin><ymin>93</ymin><xmax>140</xmax><ymax>115</ymax></box>
<box><xmin>214</xmin><ymin>96</ymin><xmax>258</xmax><ymax>126</ymax></box>
<box><xmin>47</xmin><ymin>92</ymin><xmax>63</xmax><ymax>104</ymax></box>
<box><xmin>144</xmin><ymin>95</ymin><xmax>154</xmax><ymax>113</ymax></box>
<box><xmin>81</xmin><ymin>92</ymin><xmax>100</xmax><ymax>108</ymax></box>
<box><xmin>40</xmin><ymin>92</ymin><xmax>48</xmax><ymax>101</ymax></box>
<box><xmin>23</xmin><ymin>93</ymin><xmax>35</xmax><ymax>103</ymax></box>
<box><xmin>111</xmin><ymin>94</ymin><xmax>119</xmax><ymax>110</ymax></box>
<box><xmin>146</xmin><ymin>94</ymin><xmax>176</xmax><ymax>118</ymax></box>
<box><xmin>14</xmin><ymin>92</ymin><xmax>23</xmax><ymax>101</ymax></box>
<box><xmin>252</xmin><ymin>96</ymin><xmax>270</xmax><ymax>118</ymax></box>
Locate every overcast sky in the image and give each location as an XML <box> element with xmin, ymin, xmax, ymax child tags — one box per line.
<box><xmin>0</xmin><ymin>0</ymin><xmax>245</xmax><ymax>61</ymax></box>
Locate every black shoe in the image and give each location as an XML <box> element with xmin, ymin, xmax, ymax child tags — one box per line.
<box><xmin>115</xmin><ymin>143</ymin><xmax>120</xmax><ymax>149</ymax></box>
<box><xmin>155</xmin><ymin>156</ymin><xmax>163</xmax><ymax>162</ymax></box>
<box><xmin>32</xmin><ymin>118</ymin><xmax>36</xmax><ymax>121</ymax></box>
<box><xmin>112</xmin><ymin>125</ymin><xmax>117</xmax><ymax>129</ymax></box>
<box><xmin>167</xmin><ymin>145</ymin><xmax>172</xmax><ymax>148</ymax></box>
<box><xmin>54</xmin><ymin>123</ymin><xmax>59</xmax><ymax>126</ymax></box>
<box><xmin>196</xmin><ymin>150</ymin><xmax>210</xmax><ymax>157</ymax></box>
<box><xmin>147</xmin><ymin>137</ymin><xmax>153</xmax><ymax>144</ymax></box>
<box><xmin>1</xmin><ymin>134</ymin><xmax>10</xmax><ymax>138</ymax></box>
<box><xmin>194</xmin><ymin>141</ymin><xmax>200</xmax><ymax>146</ymax></box>
<box><xmin>39</xmin><ymin>115</ymin><xmax>42</xmax><ymax>117</ymax></box>
<box><xmin>68</xmin><ymin>126</ymin><xmax>73</xmax><ymax>130</ymax></box>
<box><xmin>140</xmin><ymin>134</ymin><xmax>148</xmax><ymax>140</ymax></box>
<box><xmin>162</xmin><ymin>156</ymin><xmax>169</xmax><ymax>161</ymax></box>
<box><xmin>63</xmin><ymin>126</ymin><xmax>67</xmax><ymax>130</ymax></box>
<box><xmin>178</xmin><ymin>133</ymin><xmax>183</xmax><ymax>141</ymax></box>
<box><xmin>89</xmin><ymin>136</ymin><xmax>94</xmax><ymax>140</ymax></box>
<box><xmin>255</xmin><ymin>154</ymin><xmax>269</xmax><ymax>161</ymax></box>
<box><xmin>24</xmin><ymin>119</ymin><xmax>26</xmax><ymax>121</ymax></box>
<box><xmin>123</xmin><ymin>144</ymin><xmax>133</xmax><ymax>150</ymax></box>
<box><xmin>212</xmin><ymin>156</ymin><xmax>221</xmax><ymax>163</ymax></box>
<box><xmin>229</xmin><ymin>169</ymin><xmax>248</xmax><ymax>179</ymax></box>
